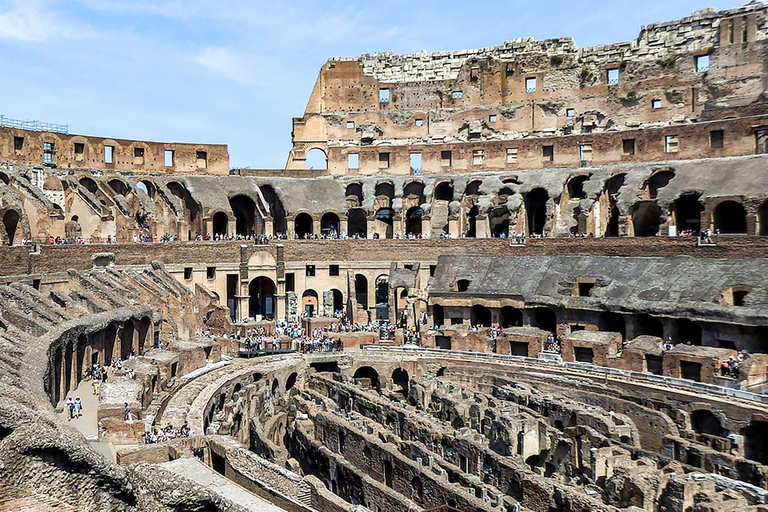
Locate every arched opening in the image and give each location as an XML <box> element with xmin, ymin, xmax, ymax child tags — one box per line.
<box><xmin>0</xmin><ymin>172</ymin><xmax>9</xmax><ymax>185</ymax></box>
<box><xmin>76</xmin><ymin>335</ymin><xmax>86</xmax><ymax>384</ymax></box>
<box><xmin>320</xmin><ymin>212</ymin><xmax>340</xmax><ymax>237</ymax></box>
<box><xmin>745</xmin><ymin>420</ymin><xmax>768</xmax><ymax>464</ymax></box>
<box><xmin>531</xmin><ymin>307</ymin><xmax>557</xmax><ymax>333</ymax></box>
<box><xmin>137</xmin><ymin>317</ymin><xmax>151</xmax><ymax>355</ymax></box>
<box><xmin>305</xmin><ymin>148</ymin><xmax>327</xmax><ymax>170</ymax></box>
<box><xmin>302</xmin><ymin>289</ymin><xmax>318</xmax><ymax>317</ymax></box>
<box><xmin>374</xmin><ymin>208</ymin><xmax>393</xmax><ymax>239</ymax></box>
<box><xmin>455</xmin><ymin>279</ymin><xmax>470</xmax><ymax>292</ymax></box>
<box><xmin>375</xmin><ymin>181</ymin><xmax>395</xmax><ymax>199</ymax></box>
<box><xmin>466</xmin><ymin>205</ymin><xmax>478</xmax><ymax>238</ymax></box>
<box><xmin>465</xmin><ymin>180</ymin><xmax>482</xmax><ymax>196</ymax></box>
<box><xmin>353</xmin><ymin>366</ymin><xmax>380</xmax><ymax>392</ymax></box>
<box><xmin>525</xmin><ymin>188</ymin><xmax>548</xmax><ymax>235</ymax></box>
<box><xmin>632</xmin><ymin>201</ymin><xmax>662</xmax><ymax>237</ymax></box>
<box><xmin>635</xmin><ymin>314</ymin><xmax>663</xmax><ymax>338</ymax></box>
<box><xmin>435</xmin><ymin>181</ymin><xmax>454</xmax><ymax>201</ymax></box>
<box><xmin>691</xmin><ymin>410</ymin><xmax>725</xmax><ymax>437</ymax></box>
<box><xmin>79</xmin><ymin>177</ymin><xmax>99</xmax><ymax>195</ymax></box>
<box><xmin>598</xmin><ymin>312</ymin><xmax>626</xmax><ymax>341</ymax></box>
<box><xmin>249</xmin><ymin>277</ymin><xmax>276</xmax><ymax>320</ymax></box>
<box><xmin>758</xmin><ymin>200</ymin><xmax>768</xmax><ymax>236</ymax></box>
<box><xmin>345</xmin><ymin>183</ymin><xmax>363</xmax><ymax>206</ymax></box>
<box><xmin>410</xmin><ymin>477</ymin><xmax>423</xmax><ymax>502</ymax></box>
<box><xmin>52</xmin><ymin>346</ymin><xmax>62</xmax><ymax>405</ymax></box>
<box><xmin>64</xmin><ymin>342</ymin><xmax>73</xmax><ymax>398</ymax></box>
<box><xmin>471</xmin><ymin>305</ymin><xmax>492</xmax><ymax>327</ymax></box>
<box><xmin>500</xmin><ymin>306</ymin><xmax>523</xmax><ymax>328</ymax></box>
<box><xmin>403</xmin><ymin>181</ymin><xmax>424</xmax><ymax>202</ymax></box>
<box><xmin>212</xmin><ymin>212</ymin><xmax>228</xmax><ymax>236</ymax></box>
<box><xmin>672</xmin><ymin>318</ymin><xmax>702</xmax><ymax>345</ymax></box>
<box><xmin>713</xmin><ymin>200</ymin><xmax>747</xmax><ymax>234</ymax></box>
<box><xmin>136</xmin><ymin>180</ymin><xmax>154</xmax><ymax>198</ymax></box>
<box><xmin>167</xmin><ymin>181</ymin><xmax>200</xmax><ymax>231</ymax></box>
<box><xmin>285</xmin><ymin>372</ymin><xmax>298</xmax><ymax>391</ymax></box>
<box><xmin>229</xmin><ymin>195</ymin><xmax>260</xmax><ymax>236</ymax></box>
<box><xmin>259</xmin><ymin>185</ymin><xmax>287</xmax><ymax>235</ymax></box>
<box><xmin>489</xmin><ymin>206</ymin><xmax>510</xmax><ymax>237</ymax></box>
<box><xmin>606</xmin><ymin>206</ymin><xmax>621</xmax><ymax>237</ymax></box>
<box><xmin>354</xmin><ymin>274</ymin><xmax>368</xmax><ymax>308</ymax></box>
<box><xmin>108</xmin><ymin>179</ymin><xmax>129</xmax><ymax>196</ymax></box>
<box><xmin>647</xmin><ymin>170</ymin><xmax>675</xmax><ymax>199</ymax></box>
<box><xmin>604</xmin><ymin>173</ymin><xmax>626</xmax><ymax>237</ymax></box>
<box><xmin>2</xmin><ymin>210</ymin><xmax>20</xmax><ymax>245</ymax></box>
<box><xmin>294</xmin><ymin>213</ymin><xmax>313</xmax><ymax>238</ymax></box>
<box><xmin>433</xmin><ymin>304</ymin><xmax>444</xmax><ymax>327</ymax></box>
<box><xmin>375</xmin><ymin>275</ymin><xmax>389</xmax><ymax>321</ymax></box>
<box><xmin>567</xmin><ymin>175</ymin><xmax>590</xmax><ymax>200</ymax></box>
<box><xmin>391</xmin><ymin>368</ymin><xmax>409</xmax><ymax>397</ymax></box>
<box><xmin>347</xmin><ymin>208</ymin><xmax>367</xmax><ymax>238</ymax></box>
<box><xmin>330</xmin><ymin>289</ymin><xmax>344</xmax><ymax>313</ymax></box>
<box><xmin>120</xmin><ymin>320</ymin><xmax>134</xmax><ymax>360</ymax></box>
<box><xmin>405</xmin><ymin>207</ymin><xmax>423</xmax><ymax>236</ymax></box>
<box><xmin>672</xmin><ymin>194</ymin><xmax>704</xmax><ymax>234</ymax></box>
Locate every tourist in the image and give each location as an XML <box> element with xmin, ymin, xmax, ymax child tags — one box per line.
<box><xmin>74</xmin><ymin>396</ymin><xmax>82</xmax><ymax>417</ymax></box>
<box><xmin>66</xmin><ymin>397</ymin><xmax>75</xmax><ymax>420</ymax></box>
<box><xmin>123</xmin><ymin>402</ymin><xmax>130</xmax><ymax>421</ymax></box>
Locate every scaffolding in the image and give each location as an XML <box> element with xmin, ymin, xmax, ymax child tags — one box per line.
<box><xmin>0</xmin><ymin>115</ymin><xmax>68</xmax><ymax>134</ymax></box>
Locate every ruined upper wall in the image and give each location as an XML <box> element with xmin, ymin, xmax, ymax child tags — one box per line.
<box><xmin>0</xmin><ymin>125</ymin><xmax>229</xmax><ymax>176</ymax></box>
<box><xmin>345</xmin><ymin>3</ymin><xmax>767</xmax><ymax>84</ymax></box>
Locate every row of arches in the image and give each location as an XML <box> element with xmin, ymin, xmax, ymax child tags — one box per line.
<box><xmin>631</xmin><ymin>198</ymin><xmax>759</xmax><ymax>236</ymax></box>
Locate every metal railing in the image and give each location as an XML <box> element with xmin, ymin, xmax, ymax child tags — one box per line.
<box><xmin>359</xmin><ymin>345</ymin><xmax>768</xmax><ymax>404</ymax></box>
<box><xmin>0</xmin><ymin>115</ymin><xmax>68</xmax><ymax>134</ymax></box>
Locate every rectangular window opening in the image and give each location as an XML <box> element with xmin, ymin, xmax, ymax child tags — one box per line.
<box><xmin>196</xmin><ymin>150</ymin><xmax>207</xmax><ymax>168</ymax></box>
<box><xmin>696</xmin><ymin>54</ymin><xmax>710</xmax><ymax>73</ymax></box>
<box><xmin>665</xmin><ymin>135</ymin><xmax>679</xmax><ymax>153</ymax></box>
<box><xmin>525</xmin><ymin>77</ymin><xmax>537</xmax><ymax>93</ymax></box>
<box><xmin>542</xmin><ymin>145</ymin><xmax>554</xmax><ymax>162</ymax></box>
<box><xmin>104</xmin><ymin>145</ymin><xmax>114</xmax><ymax>164</ymax></box>
<box><xmin>347</xmin><ymin>153</ymin><xmax>359</xmax><ymax>169</ymax></box>
<box><xmin>606</xmin><ymin>68</ymin><xmax>620</xmax><ymax>85</ymax></box>
<box><xmin>451</xmin><ymin>91</ymin><xmax>463</xmax><ymax>99</ymax></box>
<box><xmin>409</xmin><ymin>153</ymin><xmax>422</xmax><ymax>175</ymax></box>
<box><xmin>710</xmin><ymin>130</ymin><xmax>724</xmax><ymax>149</ymax></box>
<box><xmin>652</xmin><ymin>99</ymin><xmax>662</xmax><ymax>110</ymax></box>
<box><xmin>346</xmin><ymin>121</ymin><xmax>355</xmax><ymax>129</ymax></box>
<box><xmin>622</xmin><ymin>138</ymin><xmax>636</xmax><ymax>156</ymax></box>
<box><xmin>378</xmin><ymin>152</ymin><xmax>390</xmax><ymax>168</ymax></box>
<box><xmin>472</xmin><ymin>149</ymin><xmax>485</xmax><ymax>165</ymax></box>
<box><xmin>566</xmin><ymin>108</ymin><xmax>575</xmax><ymax>117</ymax></box>
<box><xmin>329</xmin><ymin>264</ymin><xmax>339</xmax><ymax>276</ymax></box>
<box><xmin>74</xmin><ymin>143</ymin><xmax>85</xmax><ymax>160</ymax></box>
<box><xmin>285</xmin><ymin>273</ymin><xmax>295</xmax><ymax>292</ymax></box>
<box><xmin>441</xmin><ymin>150</ymin><xmax>452</xmax><ymax>167</ymax></box>
<box><xmin>306</xmin><ymin>265</ymin><xmax>315</xmax><ymax>277</ymax></box>
<box><xmin>184</xmin><ymin>267</ymin><xmax>193</xmax><ymax>280</ymax></box>
<box><xmin>13</xmin><ymin>136</ymin><xmax>24</xmax><ymax>151</ymax></box>
<box><xmin>415</xmin><ymin>119</ymin><xmax>424</xmax><ymax>127</ymax></box>
<box><xmin>506</xmin><ymin>148</ymin><xmax>518</xmax><ymax>164</ymax></box>
<box><xmin>43</xmin><ymin>142</ymin><xmax>54</xmax><ymax>164</ymax></box>
<box><xmin>164</xmin><ymin>150</ymin><xmax>174</xmax><ymax>167</ymax></box>
<box><xmin>206</xmin><ymin>267</ymin><xmax>216</xmax><ymax>279</ymax></box>
<box><xmin>378</xmin><ymin>88</ymin><xmax>390</xmax><ymax>103</ymax></box>
<box><xmin>489</xmin><ymin>114</ymin><xmax>497</xmax><ymax>123</ymax></box>
<box><xmin>579</xmin><ymin>143</ymin><xmax>593</xmax><ymax>163</ymax></box>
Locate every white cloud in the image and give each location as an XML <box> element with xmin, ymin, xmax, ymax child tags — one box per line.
<box><xmin>0</xmin><ymin>0</ymin><xmax>94</xmax><ymax>43</ymax></box>
<box><xmin>193</xmin><ymin>47</ymin><xmax>265</xmax><ymax>86</ymax></box>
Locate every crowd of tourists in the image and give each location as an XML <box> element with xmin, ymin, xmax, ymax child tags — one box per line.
<box><xmin>720</xmin><ymin>351</ymin><xmax>750</xmax><ymax>379</ymax></box>
<box><xmin>144</xmin><ymin>421</ymin><xmax>192</xmax><ymax>444</ymax></box>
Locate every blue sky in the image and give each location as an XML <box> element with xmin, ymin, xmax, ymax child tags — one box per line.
<box><xmin>0</xmin><ymin>0</ymin><xmax>748</xmax><ymax>168</ymax></box>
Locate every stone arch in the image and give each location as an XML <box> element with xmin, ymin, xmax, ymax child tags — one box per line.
<box><xmin>500</xmin><ymin>306</ymin><xmax>523</xmax><ymax>328</ymax></box>
<box><xmin>713</xmin><ymin>200</ymin><xmax>747</xmax><ymax>234</ymax></box>
<box><xmin>353</xmin><ymin>366</ymin><xmax>380</xmax><ymax>392</ymax></box>
<box><xmin>285</xmin><ymin>372</ymin><xmax>298</xmax><ymax>391</ymax></box>
<box><xmin>120</xmin><ymin>319</ymin><xmax>135</xmax><ymax>360</ymax></box>
<box><xmin>375</xmin><ymin>275</ymin><xmax>389</xmax><ymax>320</ymax></box>
<box><xmin>672</xmin><ymin>194</ymin><xmax>704</xmax><ymax>234</ymax></box>
<box><xmin>489</xmin><ymin>206</ymin><xmax>510</xmax><ymax>237</ymax></box>
<box><xmin>320</xmin><ymin>212</ymin><xmax>340</xmax><ymax>236</ymax></box>
<box><xmin>259</xmin><ymin>185</ymin><xmax>287</xmax><ymax>235</ymax></box>
<box><xmin>375</xmin><ymin>181</ymin><xmax>395</xmax><ymax>199</ymax></box>
<box><xmin>136</xmin><ymin>180</ymin><xmax>155</xmax><ymax>199</ymax></box>
<box><xmin>530</xmin><ymin>307</ymin><xmax>557</xmax><ymax>333</ymax></box>
<box><xmin>302</xmin><ymin>289</ymin><xmax>318</xmax><ymax>317</ymax></box>
<box><xmin>329</xmin><ymin>288</ymin><xmax>344</xmax><ymax>313</ymax></box>
<box><xmin>79</xmin><ymin>176</ymin><xmax>99</xmax><ymax>195</ymax></box>
<box><xmin>403</xmin><ymin>180</ymin><xmax>425</xmax><ymax>202</ymax></box>
<box><xmin>465</xmin><ymin>180</ymin><xmax>482</xmax><ymax>196</ymax></box>
<box><xmin>471</xmin><ymin>305</ymin><xmax>492</xmax><ymax>327</ymax></box>
<box><xmin>249</xmin><ymin>277</ymin><xmax>276</xmax><ymax>319</ymax></box>
<box><xmin>604</xmin><ymin>173</ymin><xmax>626</xmax><ymax>237</ymax></box>
<box><xmin>647</xmin><ymin>169</ymin><xmax>675</xmax><ymax>199</ymax></box>
<box><xmin>566</xmin><ymin>174</ymin><xmax>590</xmax><ymax>200</ymax></box>
<box><xmin>305</xmin><ymin>148</ymin><xmax>327</xmax><ymax>170</ymax></box>
<box><xmin>345</xmin><ymin>182</ymin><xmax>363</xmax><ymax>206</ymax></box>
<box><xmin>354</xmin><ymin>274</ymin><xmax>368</xmax><ymax>308</ymax></box>
<box><xmin>374</xmin><ymin>208</ymin><xmax>394</xmax><ymax>239</ymax></box>
<box><xmin>632</xmin><ymin>201</ymin><xmax>662</xmax><ymax>237</ymax></box>
<box><xmin>347</xmin><ymin>208</ymin><xmax>367</xmax><ymax>238</ymax></box>
<box><xmin>229</xmin><ymin>195</ymin><xmax>261</xmax><ymax>236</ymax></box>
<box><xmin>691</xmin><ymin>409</ymin><xmax>725</xmax><ymax>437</ymax></box>
<box><xmin>525</xmin><ymin>188</ymin><xmax>549</xmax><ymax>235</ymax></box>
<box><xmin>391</xmin><ymin>368</ymin><xmax>409</xmax><ymax>397</ymax></box>
<box><xmin>108</xmin><ymin>178</ymin><xmax>129</xmax><ymax>196</ymax></box>
<box><xmin>212</xmin><ymin>211</ymin><xmax>229</xmax><ymax>236</ymax></box>
<box><xmin>0</xmin><ymin>171</ymin><xmax>9</xmax><ymax>185</ymax></box>
<box><xmin>434</xmin><ymin>181</ymin><xmax>454</xmax><ymax>201</ymax></box>
<box><xmin>465</xmin><ymin>204</ymin><xmax>479</xmax><ymax>238</ymax></box>
<box><xmin>294</xmin><ymin>212</ymin><xmax>313</xmax><ymax>238</ymax></box>
<box><xmin>2</xmin><ymin>209</ymin><xmax>21</xmax><ymax>245</ymax></box>
<box><xmin>405</xmin><ymin>206</ymin><xmax>423</xmax><ymax>236</ymax></box>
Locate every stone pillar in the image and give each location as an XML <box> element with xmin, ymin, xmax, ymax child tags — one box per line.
<box><xmin>287</xmin><ymin>217</ymin><xmax>295</xmax><ymax>238</ymax></box>
<box><xmin>235</xmin><ymin>295</ymin><xmax>249</xmax><ymax>322</ymax></box>
<box><xmin>203</xmin><ymin>217</ymin><xmax>211</xmax><ymax>236</ymax></box>
<box><xmin>274</xmin><ymin>294</ymin><xmax>286</xmax><ymax>321</ymax></box>
<box><xmin>264</xmin><ymin>218</ymin><xmax>274</xmax><ymax>237</ymax></box>
<box><xmin>313</xmin><ymin>218</ymin><xmax>322</xmax><ymax>237</ymax></box>
<box><xmin>476</xmin><ymin>214</ymin><xmax>489</xmax><ymax>238</ymax></box>
<box><xmin>340</xmin><ymin>218</ymin><xmax>348</xmax><ymax>237</ymax></box>
<box><xmin>421</xmin><ymin>216</ymin><xmax>431</xmax><ymax>238</ymax></box>
<box><xmin>448</xmin><ymin>216</ymin><xmax>460</xmax><ymax>238</ymax></box>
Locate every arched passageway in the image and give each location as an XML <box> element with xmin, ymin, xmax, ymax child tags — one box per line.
<box><xmin>374</xmin><ymin>208</ymin><xmax>393</xmax><ymax>239</ymax></box>
<box><xmin>490</xmin><ymin>207</ymin><xmax>510</xmax><ymax>238</ymax></box>
<box><xmin>391</xmin><ymin>368</ymin><xmax>409</xmax><ymax>397</ymax></box>
<box><xmin>465</xmin><ymin>205</ymin><xmax>478</xmax><ymax>238</ymax></box>
<box><xmin>354</xmin><ymin>274</ymin><xmax>368</xmax><ymax>308</ymax></box>
<box><xmin>330</xmin><ymin>289</ymin><xmax>344</xmax><ymax>314</ymax></box>
<box><xmin>353</xmin><ymin>366</ymin><xmax>380</xmax><ymax>392</ymax></box>
<box><xmin>259</xmin><ymin>185</ymin><xmax>287</xmax><ymax>235</ymax></box>
<box><xmin>435</xmin><ymin>181</ymin><xmax>453</xmax><ymax>201</ymax></box>
<box><xmin>229</xmin><ymin>195</ymin><xmax>260</xmax><ymax>236</ymax></box>
<box><xmin>530</xmin><ymin>307</ymin><xmax>557</xmax><ymax>333</ymax></box>
<box><xmin>525</xmin><ymin>188</ymin><xmax>548</xmax><ymax>235</ymax></box>
<box><xmin>294</xmin><ymin>213</ymin><xmax>313</xmax><ymax>238</ymax></box>
<box><xmin>321</xmin><ymin>212</ymin><xmax>340</xmax><ymax>236</ymax></box>
<box><xmin>432</xmin><ymin>304</ymin><xmax>445</xmax><ymax>328</ymax></box>
<box><xmin>635</xmin><ymin>314</ymin><xmax>663</xmax><ymax>338</ymax></box>
<box><xmin>212</xmin><ymin>212</ymin><xmax>228</xmax><ymax>236</ymax></box>
<box><xmin>713</xmin><ymin>201</ymin><xmax>747</xmax><ymax>234</ymax></box>
<box><xmin>249</xmin><ymin>277</ymin><xmax>276</xmax><ymax>320</ymax></box>
<box><xmin>2</xmin><ymin>210</ymin><xmax>20</xmax><ymax>245</ymax></box>
<box><xmin>598</xmin><ymin>312</ymin><xmax>626</xmax><ymax>341</ymax></box>
<box><xmin>500</xmin><ymin>306</ymin><xmax>523</xmax><ymax>328</ymax></box>
<box><xmin>632</xmin><ymin>202</ymin><xmax>662</xmax><ymax>237</ymax></box>
<box><xmin>347</xmin><ymin>208</ymin><xmax>367</xmax><ymax>238</ymax></box>
<box><xmin>471</xmin><ymin>305</ymin><xmax>492</xmax><ymax>327</ymax></box>
<box><xmin>759</xmin><ymin>200</ymin><xmax>768</xmax><ymax>236</ymax></box>
<box><xmin>302</xmin><ymin>289</ymin><xmax>318</xmax><ymax>317</ymax></box>
<box><xmin>375</xmin><ymin>275</ymin><xmax>389</xmax><ymax>321</ymax></box>
<box><xmin>305</xmin><ymin>148</ymin><xmax>327</xmax><ymax>170</ymax></box>
<box><xmin>691</xmin><ymin>410</ymin><xmax>725</xmax><ymax>437</ymax></box>
<box><xmin>672</xmin><ymin>194</ymin><xmax>703</xmax><ymax>234</ymax></box>
<box><xmin>405</xmin><ymin>207</ymin><xmax>423</xmax><ymax>236</ymax></box>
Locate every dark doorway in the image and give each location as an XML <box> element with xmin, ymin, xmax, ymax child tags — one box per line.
<box><xmin>294</xmin><ymin>213</ymin><xmax>313</xmax><ymax>238</ymax></box>
<box><xmin>354</xmin><ymin>274</ymin><xmax>368</xmax><ymax>308</ymax></box>
<box><xmin>212</xmin><ymin>212</ymin><xmax>228</xmax><ymax>236</ymax></box>
<box><xmin>713</xmin><ymin>201</ymin><xmax>747</xmax><ymax>234</ymax></box>
<box><xmin>525</xmin><ymin>188</ymin><xmax>548</xmax><ymax>235</ymax></box>
<box><xmin>2</xmin><ymin>210</ymin><xmax>20</xmax><ymax>245</ymax></box>
<box><xmin>471</xmin><ymin>305</ymin><xmax>491</xmax><ymax>327</ymax></box>
<box><xmin>632</xmin><ymin>201</ymin><xmax>662</xmax><ymax>237</ymax></box>
<box><xmin>672</xmin><ymin>194</ymin><xmax>703</xmax><ymax>234</ymax></box>
<box><xmin>500</xmin><ymin>306</ymin><xmax>523</xmax><ymax>328</ymax></box>
<box><xmin>348</xmin><ymin>208</ymin><xmax>367</xmax><ymax>238</ymax></box>
<box><xmin>229</xmin><ymin>195</ymin><xmax>259</xmax><ymax>236</ymax></box>
<box><xmin>531</xmin><ymin>307</ymin><xmax>557</xmax><ymax>333</ymax></box>
<box><xmin>249</xmin><ymin>277</ymin><xmax>276</xmax><ymax>319</ymax></box>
